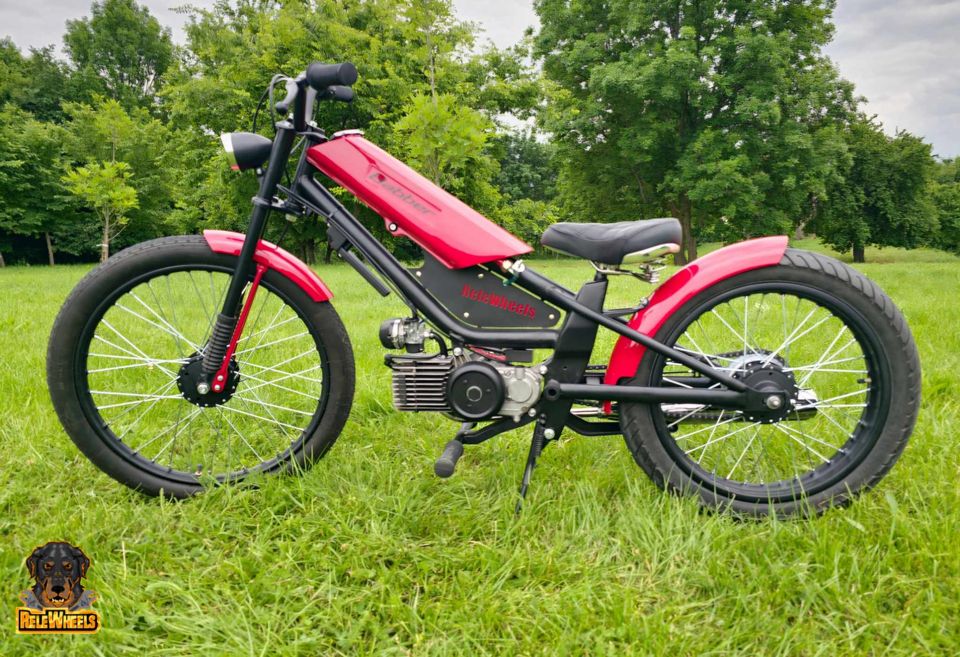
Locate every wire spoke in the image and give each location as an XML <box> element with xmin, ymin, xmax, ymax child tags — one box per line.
<box><xmin>218</xmin><ymin>404</ymin><xmax>305</xmax><ymax>433</ymax></box>
<box><xmin>801</xmin><ymin>387</ymin><xmax>870</xmax><ymax>408</ymax></box>
<box><xmin>131</xmin><ymin>407</ymin><xmax>202</xmax><ymax>455</ymax></box>
<box><xmin>239</xmin><ymin>367</ymin><xmax>323</xmax><ymax>400</ymax></box>
<box><xmin>772</xmin><ymin>424</ymin><xmax>831</xmax><ymax>463</ymax></box>
<box><xmin>726</xmin><ymin>427</ymin><xmax>761</xmax><ymax>479</ymax></box>
<box><xmin>130</xmin><ymin>290</ymin><xmax>200</xmax><ymax>351</ymax></box>
<box><xmin>96</xmin><ymin>321</ymin><xmax>177</xmax><ymax>378</ymax></box>
<box><xmin>674</xmin><ymin>414</ymin><xmax>743</xmax><ymax>442</ymax></box>
<box><xmin>215</xmin><ymin>407</ymin><xmax>267</xmax><ymax>464</ymax></box>
<box><xmin>686</xmin><ymin>421</ymin><xmax>762</xmax><ymax>457</ymax></box>
<box><xmin>236</xmin><ymin>314</ymin><xmax>299</xmax><ymax>347</ymax></box>
<box><xmin>234</xmin><ymin>330</ymin><xmax>311</xmax><ymax>357</ymax></box>
<box><xmin>231</xmin><ymin>395</ymin><xmax>315</xmax><ymax>418</ymax></box>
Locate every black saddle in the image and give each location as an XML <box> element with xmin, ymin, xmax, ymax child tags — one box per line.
<box><xmin>540</xmin><ymin>218</ymin><xmax>682</xmax><ymax>265</ymax></box>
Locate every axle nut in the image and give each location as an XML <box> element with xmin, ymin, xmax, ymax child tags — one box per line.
<box><xmin>765</xmin><ymin>395</ymin><xmax>783</xmax><ymax>410</ymax></box>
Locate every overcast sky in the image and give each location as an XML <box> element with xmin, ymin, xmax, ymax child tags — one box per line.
<box><xmin>1</xmin><ymin>0</ymin><xmax>957</xmax><ymax>157</ymax></box>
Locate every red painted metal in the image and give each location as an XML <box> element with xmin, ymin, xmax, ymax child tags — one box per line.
<box><xmin>306</xmin><ymin>133</ymin><xmax>532</xmax><ymax>269</ymax></box>
<box><xmin>602</xmin><ymin>236</ymin><xmax>789</xmax><ymax>412</ymax></box>
<box><xmin>212</xmin><ymin>264</ymin><xmax>266</xmax><ymax>393</ymax></box>
<box><xmin>203</xmin><ymin>230</ymin><xmax>333</xmax><ymax>302</ymax></box>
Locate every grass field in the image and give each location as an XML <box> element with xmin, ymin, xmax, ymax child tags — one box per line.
<box><xmin>1</xmin><ymin>238</ymin><xmax>958</xmax><ymax>656</ymax></box>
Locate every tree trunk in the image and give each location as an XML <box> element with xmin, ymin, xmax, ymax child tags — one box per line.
<box><xmin>324</xmin><ymin>241</ymin><xmax>334</xmax><ymax>264</ymax></box>
<box><xmin>673</xmin><ymin>195</ymin><xmax>696</xmax><ymax>265</ymax></box>
<box><xmin>45</xmin><ymin>232</ymin><xmax>55</xmax><ymax>266</ymax></box>
<box><xmin>852</xmin><ymin>243</ymin><xmax>865</xmax><ymax>263</ymax></box>
<box><xmin>101</xmin><ymin>214</ymin><xmax>110</xmax><ymax>263</ymax></box>
<box><xmin>301</xmin><ymin>239</ymin><xmax>316</xmax><ymax>265</ymax></box>
<box><xmin>0</xmin><ymin>251</ymin><xmax>5</xmax><ymax>268</ymax></box>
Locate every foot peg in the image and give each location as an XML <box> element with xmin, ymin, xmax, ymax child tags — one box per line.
<box><xmin>434</xmin><ymin>439</ymin><xmax>465</xmax><ymax>478</ymax></box>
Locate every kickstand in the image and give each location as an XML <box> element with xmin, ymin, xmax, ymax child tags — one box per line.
<box><xmin>515</xmin><ymin>425</ymin><xmax>547</xmax><ymax>515</ymax></box>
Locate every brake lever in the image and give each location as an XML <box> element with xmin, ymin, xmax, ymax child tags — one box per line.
<box><xmin>274</xmin><ymin>78</ymin><xmax>299</xmax><ymax>115</ymax></box>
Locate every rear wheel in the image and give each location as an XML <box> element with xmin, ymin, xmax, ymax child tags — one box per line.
<box><xmin>619</xmin><ymin>249</ymin><xmax>920</xmax><ymax>517</ymax></box>
<box><xmin>47</xmin><ymin>235</ymin><xmax>355</xmax><ymax>497</ymax></box>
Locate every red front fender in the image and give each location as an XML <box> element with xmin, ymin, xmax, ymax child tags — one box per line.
<box><xmin>203</xmin><ymin>230</ymin><xmax>333</xmax><ymax>302</ymax></box>
<box><xmin>602</xmin><ymin>236</ymin><xmax>788</xmax><ymax>406</ymax></box>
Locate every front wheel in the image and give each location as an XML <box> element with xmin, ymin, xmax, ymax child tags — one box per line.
<box><xmin>47</xmin><ymin>235</ymin><xmax>355</xmax><ymax>497</ymax></box>
<box><xmin>619</xmin><ymin>249</ymin><xmax>921</xmax><ymax>517</ymax></box>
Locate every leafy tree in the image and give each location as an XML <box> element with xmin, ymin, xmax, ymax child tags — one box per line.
<box><xmin>932</xmin><ymin>158</ymin><xmax>960</xmax><ymax>254</ymax></box>
<box><xmin>500</xmin><ymin>198</ymin><xmax>558</xmax><ymax>249</ymax></box>
<box><xmin>534</xmin><ymin>0</ymin><xmax>856</xmax><ymax>262</ymax></box>
<box><xmin>810</xmin><ymin>119</ymin><xmax>937</xmax><ymax>262</ymax></box>
<box><xmin>0</xmin><ymin>105</ymin><xmax>81</xmax><ymax>265</ymax></box>
<box><xmin>64</xmin><ymin>98</ymin><xmax>174</xmax><ymax>239</ymax></box>
<box><xmin>62</xmin><ymin>161</ymin><xmax>139</xmax><ymax>261</ymax></box>
<box><xmin>393</xmin><ymin>93</ymin><xmax>501</xmax><ymax>215</ymax></box>
<box><xmin>64</xmin><ymin>0</ymin><xmax>173</xmax><ymax>110</ymax></box>
<box><xmin>494</xmin><ymin>130</ymin><xmax>557</xmax><ymax>203</ymax></box>
<box><xmin>0</xmin><ymin>39</ymin><xmax>27</xmax><ymax>108</ymax></box>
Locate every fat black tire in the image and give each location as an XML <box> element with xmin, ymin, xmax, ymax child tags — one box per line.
<box><xmin>47</xmin><ymin>235</ymin><xmax>355</xmax><ymax>498</ymax></box>
<box><xmin>619</xmin><ymin>249</ymin><xmax>921</xmax><ymax>517</ymax></box>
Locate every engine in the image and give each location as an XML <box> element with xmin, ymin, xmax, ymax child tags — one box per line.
<box><xmin>381</xmin><ymin>319</ymin><xmax>542</xmax><ymax>421</ymax></box>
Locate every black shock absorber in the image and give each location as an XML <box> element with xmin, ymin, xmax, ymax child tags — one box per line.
<box><xmin>202</xmin><ymin>313</ymin><xmax>239</xmax><ymax>379</ymax></box>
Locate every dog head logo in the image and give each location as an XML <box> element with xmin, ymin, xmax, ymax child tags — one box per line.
<box><xmin>16</xmin><ymin>541</ymin><xmax>100</xmax><ymax>634</ymax></box>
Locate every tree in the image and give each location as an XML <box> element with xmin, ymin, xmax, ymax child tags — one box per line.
<box><xmin>932</xmin><ymin>158</ymin><xmax>960</xmax><ymax>255</ymax></box>
<box><xmin>64</xmin><ymin>0</ymin><xmax>173</xmax><ymax>110</ymax></box>
<box><xmin>534</xmin><ymin>0</ymin><xmax>856</xmax><ymax>263</ymax></box>
<box><xmin>0</xmin><ymin>105</ymin><xmax>81</xmax><ymax>266</ymax></box>
<box><xmin>62</xmin><ymin>98</ymin><xmax>173</xmax><ymax>256</ymax></box>
<box><xmin>393</xmin><ymin>93</ymin><xmax>501</xmax><ymax>215</ymax></box>
<box><xmin>494</xmin><ymin>130</ymin><xmax>557</xmax><ymax>203</ymax></box>
<box><xmin>62</xmin><ymin>161</ymin><xmax>139</xmax><ymax>261</ymax></box>
<box><xmin>0</xmin><ymin>39</ymin><xmax>27</xmax><ymax>108</ymax></box>
<box><xmin>810</xmin><ymin>119</ymin><xmax>937</xmax><ymax>262</ymax></box>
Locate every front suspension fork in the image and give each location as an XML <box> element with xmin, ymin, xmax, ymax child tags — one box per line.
<box><xmin>199</xmin><ymin>264</ymin><xmax>267</xmax><ymax>395</ymax></box>
<box><xmin>200</xmin><ymin>121</ymin><xmax>297</xmax><ymax>389</ymax></box>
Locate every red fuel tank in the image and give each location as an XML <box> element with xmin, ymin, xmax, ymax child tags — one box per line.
<box><xmin>306</xmin><ymin>132</ymin><xmax>532</xmax><ymax>269</ymax></box>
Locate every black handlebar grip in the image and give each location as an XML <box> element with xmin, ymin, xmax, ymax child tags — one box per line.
<box><xmin>320</xmin><ymin>85</ymin><xmax>355</xmax><ymax>103</ymax></box>
<box><xmin>434</xmin><ymin>440</ymin><xmax>464</xmax><ymax>478</ymax></box>
<box><xmin>305</xmin><ymin>62</ymin><xmax>358</xmax><ymax>90</ymax></box>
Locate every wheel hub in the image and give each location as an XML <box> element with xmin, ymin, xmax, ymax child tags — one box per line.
<box><xmin>177</xmin><ymin>354</ymin><xmax>240</xmax><ymax>407</ymax></box>
<box><xmin>736</xmin><ymin>361</ymin><xmax>797</xmax><ymax>423</ymax></box>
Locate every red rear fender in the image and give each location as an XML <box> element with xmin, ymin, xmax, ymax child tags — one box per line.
<box><xmin>203</xmin><ymin>230</ymin><xmax>333</xmax><ymax>302</ymax></box>
<box><xmin>603</xmin><ymin>236</ymin><xmax>789</xmax><ymax>403</ymax></box>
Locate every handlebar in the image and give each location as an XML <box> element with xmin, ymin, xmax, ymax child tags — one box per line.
<box><xmin>273</xmin><ymin>62</ymin><xmax>358</xmax><ymax>120</ymax></box>
<box><xmin>306</xmin><ymin>62</ymin><xmax>358</xmax><ymax>90</ymax></box>
<box><xmin>318</xmin><ymin>85</ymin><xmax>355</xmax><ymax>103</ymax></box>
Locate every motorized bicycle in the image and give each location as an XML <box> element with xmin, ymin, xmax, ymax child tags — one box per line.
<box><xmin>47</xmin><ymin>62</ymin><xmax>921</xmax><ymax>516</ymax></box>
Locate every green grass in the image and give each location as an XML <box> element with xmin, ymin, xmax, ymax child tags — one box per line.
<box><xmin>1</xmin><ymin>239</ymin><xmax>958</xmax><ymax>656</ymax></box>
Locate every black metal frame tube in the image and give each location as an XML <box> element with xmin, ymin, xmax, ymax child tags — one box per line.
<box><xmin>553</xmin><ymin>382</ymin><xmax>748</xmax><ymax>408</ymax></box>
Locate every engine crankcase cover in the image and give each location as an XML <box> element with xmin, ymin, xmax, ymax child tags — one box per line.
<box><xmin>412</xmin><ymin>254</ymin><xmax>560</xmax><ymax>329</ymax></box>
<box><xmin>447</xmin><ymin>361</ymin><xmax>505</xmax><ymax>421</ymax></box>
